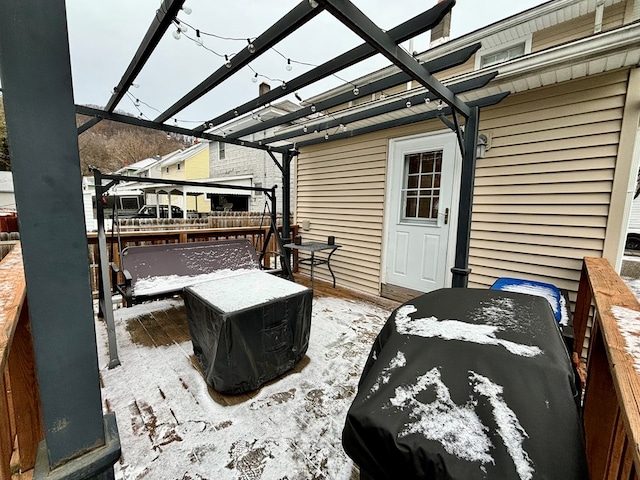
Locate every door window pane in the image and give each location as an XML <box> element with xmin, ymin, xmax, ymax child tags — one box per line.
<box><xmin>402</xmin><ymin>150</ymin><xmax>443</xmax><ymax>221</ymax></box>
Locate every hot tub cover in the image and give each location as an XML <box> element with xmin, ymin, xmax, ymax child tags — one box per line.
<box><xmin>184</xmin><ymin>271</ymin><xmax>312</xmax><ymax>394</ymax></box>
<box><xmin>342</xmin><ymin>288</ymin><xmax>587</xmax><ymax>480</ymax></box>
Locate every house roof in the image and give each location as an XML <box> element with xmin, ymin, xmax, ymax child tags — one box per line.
<box><xmin>158</xmin><ymin>141</ymin><xmax>209</xmax><ymax>167</ymax></box>
<box><xmin>263</xmin><ymin>0</ymin><xmax>639</xmax><ymax>148</ymax></box>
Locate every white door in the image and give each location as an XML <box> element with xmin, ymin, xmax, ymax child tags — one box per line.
<box><xmin>384</xmin><ymin>133</ymin><xmax>459</xmax><ymax>293</ymax></box>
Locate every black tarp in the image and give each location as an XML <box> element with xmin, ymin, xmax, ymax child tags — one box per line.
<box><xmin>343</xmin><ymin>288</ymin><xmax>588</xmax><ymax>480</ymax></box>
<box><xmin>183</xmin><ymin>272</ymin><xmax>312</xmax><ymax>394</ymax></box>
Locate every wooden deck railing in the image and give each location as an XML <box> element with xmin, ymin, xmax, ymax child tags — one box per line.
<box><xmin>0</xmin><ymin>244</ymin><xmax>43</xmax><ymax>480</ymax></box>
<box><xmin>86</xmin><ymin>225</ymin><xmax>298</xmax><ymax>295</ymax></box>
<box><xmin>574</xmin><ymin>257</ymin><xmax>640</xmax><ymax>480</ymax></box>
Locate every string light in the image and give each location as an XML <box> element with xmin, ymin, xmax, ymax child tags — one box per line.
<box><xmin>424</xmin><ymin>97</ymin><xmax>431</xmax><ymax>104</ymax></box>
<box><xmin>171</xmin><ymin>18</ymin><xmax>360</xmax><ymax>96</ymax></box>
<box><xmin>281</xmin><ymin>81</ymin><xmax>287</xmax><ymax>90</ymax></box>
<box><xmin>406</xmin><ymin>100</ymin><xmax>412</xmax><ymax>108</ymax></box>
<box><xmin>181</xmin><ymin>5</ymin><xmax>192</xmax><ymax>14</ymax></box>
<box><xmin>324</xmin><ymin>132</ymin><xmax>329</xmax><ymax>140</ymax></box>
<box><xmin>437</xmin><ymin>100</ymin><xmax>444</xmax><ymax>111</ymax></box>
<box><xmin>303</xmin><ymin>125</ymin><xmax>308</xmax><ymax>133</ymax></box>
<box><xmin>134</xmin><ymin>98</ymin><xmax>140</xmax><ymax>107</ymax></box>
<box><xmin>310</xmin><ymin>104</ymin><xmax>316</xmax><ymax>113</ymax></box>
<box><xmin>252</xmin><ymin>72</ymin><xmax>258</xmax><ymax>83</ymax></box>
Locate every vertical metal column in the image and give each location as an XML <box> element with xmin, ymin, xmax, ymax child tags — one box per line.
<box><xmin>93</xmin><ymin>170</ymin><xmax>121</xmax><ymax>369</ymax></box>
<box><xmin>281</xmin><ymin>151</ymin><xmax>292</xmax><ymax>245</ymax></box>
<box><xmin>0</xmin><ymin>0</ymin><xmax>120</xmax><ymax>477</ymax></box>
<box><xmin>451</xmin><ymin>106</ymin><xmax>480</xmax><ymax>288</ymax></box>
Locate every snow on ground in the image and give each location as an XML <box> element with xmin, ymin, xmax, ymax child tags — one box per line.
<box><xmin>95</xmin><ymin>296</ymin><xmax>392</xmax><ymax>480</ymax></box>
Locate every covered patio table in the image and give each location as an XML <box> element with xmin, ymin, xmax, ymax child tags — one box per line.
<box><xmin>343</xmin><ymin>288</ymin><xmax>588</xmax><ymax>479</ymax></box>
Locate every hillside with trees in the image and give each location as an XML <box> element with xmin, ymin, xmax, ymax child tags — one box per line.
<box><xmin>0</xmin><ymin>94</ymin><xmax>189</xmax><ymax>174</ymax></box>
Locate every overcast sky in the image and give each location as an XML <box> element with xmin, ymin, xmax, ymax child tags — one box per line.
<box><xmin>63</xmin><ymin>0</ymin><xmax>547</xmax><ymax>130</ymax></box>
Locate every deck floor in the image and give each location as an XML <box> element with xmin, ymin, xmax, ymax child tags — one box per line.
<box><xmin>95</xmin><ymin>277</ymin><xmax>399</xmax><ymax>479</ymax></box>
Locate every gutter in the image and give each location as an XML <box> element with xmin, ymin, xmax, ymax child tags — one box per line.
<box><xmin>307</xmin><ymin>0</ymin><xmax>625</xmax><ymax>103</ymax></box>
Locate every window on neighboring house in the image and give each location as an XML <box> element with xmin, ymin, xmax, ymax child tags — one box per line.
<box><xmin>177</xmin><ymin>162</ymin><xmax>181</xmax><ymax>171</ymax></box>
<box><xmin>254</xmin><ymin>182</ymin><xmax>263</xmax><ymax>196</ymax></box>
<box><xmin>166</xmin><ymin>166</ymin><xmax>169</xmax><ymax>173</ymax></box>
<box><xmin>219</xmin><ymin>142</ymin><xmax>226</xmax><ymax>160</ymax></box>
<box><xmin>475</xmin><ymin>35</ymin><xmax>531</xmax><ymax>70</ymax></box>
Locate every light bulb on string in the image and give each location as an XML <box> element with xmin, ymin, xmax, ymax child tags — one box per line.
<box><xmin>134</xmin><ymin>98</ymin><xmax>140</xmax><ymax>107</ymax></box>
<box><xmin>380</xmin><ymin>92</ymin><xmax>386</xmax><ymax>100</ymax></box>
<box><xmin>179</xmin><ymin>23</ymin><xmax>188</xmax><ymax>33</ymax></box>
<box><xmin>324</xmin><ymin>132</ymin><xmax>329</xmax><ymax>140</ymax></box>
<box><xmin>341</xmin><ymin>124</ymin><xmax>347</xmax><ymax>131</ymax></box>
<box><xmin>281</xmin><ymin>81</ymin><xmax>287</xmax><ymax>90</ymax></box>
<box><xmin>310</xmin><ymin>104</ymin><xmax>316</xmax><ymax>113</ymax></box>
<box><xmin>437</xmin><ymin>100</ymin><xmax>444</xmax><ymax>111</ymax></box>
<box><xmin>353</xmin><ymin>86</ymin><xmax>359</xmax><ymax>96</ymax></box>
<box><xmin>303</xmin><ymin>125</ymin><xmax>308</xmax><ymax>133</ymax></box>
<box><xmin>406</xmin><ymin>100</ymin><xmax>412</xmax><ymax>108</ymax></box>
<box><xmin>424</xmin><ymin>97</ymin><xmax>431</xmax><ymax>104</ymax></box>
<box><xmin>181</xmin><ymin>6</ymin><xmax>192</xmax><ymax>14</ymax></box>
<box><xmin>252</xmin><ymin>73</ymin><xmax>258</xmax><ymax>83</ymax></box>
<box><xmin>286</xmin><ymin>59</ymin><xmax>292</xmax><ymax>71</ymax></box>
<box><xmin>224</xmin><ymin>55</ymin><xmax>232</xmax><ymax>68</ymax></box>
<box><xmin>195</xmin><ymin>29</ymin><xmax>203</xmax><ymax>46</ymax></box>
<box><xmin>247</xmin><ymin>39</ymin><xmax>256</xmax><ymax>54</ymax></box>
<box><xmin>172</xmin><ymin>28</ymin><xmax>181</xmax><ymax>40</ymax></box>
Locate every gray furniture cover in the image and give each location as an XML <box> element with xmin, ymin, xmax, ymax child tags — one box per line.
<box><xmin>343</xmin><ymin>288</ymin><xmax>588</xmax><ymax>479</ymax></box>
<box><xmin>184</xmin><ymin>271</ymin><xmax>312</xmax><ymax>394</ymax></box>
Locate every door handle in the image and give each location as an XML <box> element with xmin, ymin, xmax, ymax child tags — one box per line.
<box><xmin>444</xmin><ymin>208</ymin><xmax>449</xmax><ymax>225</ymax></box>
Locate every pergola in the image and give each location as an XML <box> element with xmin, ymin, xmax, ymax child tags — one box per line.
<box><xmin>0</xmin><ymin>0</ymin><xmax>508</xmax><ymax>477</ymax></box>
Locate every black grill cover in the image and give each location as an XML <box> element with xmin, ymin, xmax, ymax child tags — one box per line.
<box><xmin>184</xmin><ymin>273</ymin><xmax>312</xmax><ymax>394</ymax></box>
<box><xmin>343</xmin><ymin>288</ymin><xmax>587</xmax><ymax>480</ymax></box>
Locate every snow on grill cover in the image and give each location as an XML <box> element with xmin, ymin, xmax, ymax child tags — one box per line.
<box><xmin>342</xmin><ymin>288</ymin><xmax>588</xmax><ymax>480</ymax></box>
<box><xmin>183</xmin><ymin>271</ymin><xmax>313</xmax><ymax>394</ymax></box>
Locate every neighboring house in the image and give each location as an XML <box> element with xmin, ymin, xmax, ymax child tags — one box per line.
<box><xmin>210</xmin><ymin>91</ymin><xmax>299</xmax><ymax>214</ymax></box>
<box><xmin>114</xmin><ymin>156</ymin><xmax>161</xmax><ymax>178</ymax></box>
<box><xmin>272</xmin><ymin>0</ymin><xmax>640</xmax><ymax>302</ymax></box>
<box><xmin>155</xmin><ymin>141</ymin><xmax>211</xmax><ymax>213</ymax></box>
<box><xmin>0</xmin><ymin>171</ymin><xmax>15</xmax><ymax>212</ymax></box>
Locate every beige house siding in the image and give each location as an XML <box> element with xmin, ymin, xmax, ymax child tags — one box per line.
<box><xmin>297</xmin><ymin>121</ymin><xmax>445</xmax><ymax>295</ymax></box>
<box><xmin>296</xmin><ymin>68</ymin><xmax>634</xmax><ymax>301</ymax></box>
<box><xmin>531</xmin><ymin>2</ymin><xmax>626</xmax><ymax>52</ymax></box>
<box><xmin>468</xmin><ymin>69</ymin><xmax>629</xmax><ymax>301</ymax></box>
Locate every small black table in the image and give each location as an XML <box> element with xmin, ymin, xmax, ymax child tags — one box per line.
<box><xmin>284</xmin><ymin>242</ymin><xmax>341</xmax><ymax>288</ymax></box>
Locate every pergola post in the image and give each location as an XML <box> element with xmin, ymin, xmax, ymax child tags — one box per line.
<box><xmin>0</xmin><ymin>0</ymin><xmax>120</xmax><ymax>478</ymax></box>
<box><xmin>451</xmin><ymin>106</ymin><xmax>480</xmax><ymax>288</ymax></box>
<box><xmin>281</xmin><ymin>151</ymin><xmax>293</xmax><ymax>245</ymax></box>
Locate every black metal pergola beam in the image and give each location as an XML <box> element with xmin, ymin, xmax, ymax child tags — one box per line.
<box><xmin>154</xmin><ymin>1</ymin><xmax>323</xmax><ymax>124</ymax></box>
<box><xmin>228</xmin><ymin>42</ymin><xmax>481</xmax><ymax>140</ymax></box>
<box><xmin>77</xmin><ymin>115</ymin><xmax>103</xmax><ymax>135</ymax></box>
<box><xmin>76</xmin><ymin>105</ymin><xmax>290</xmax><ymax>154</ymax></box>
<box><xmin>262</xmin><ymin>72</ymin><xmax>498</xmax><ymax>145</ymax></box>
<box><xmin>286</xmin><ymin>92</ymin><xmax>509</xmax><ymax>149</ymax></box>
<box><xmin>197</xmin><ymin>0</ymin><xmax>455</xmax><ymax>132</ymax></box>
<box><xmin>105</xmin><ymin>0</ymin><xmax>186</xmax><ymax>113</ymax></box>
<box><xmin>316</xmin><ymin>0</ymin><xmax>471</xmax><ymax>118</ymax></box>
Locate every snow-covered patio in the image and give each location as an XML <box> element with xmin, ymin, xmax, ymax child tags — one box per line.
<box><xmin>95</xmin><ymin>290</ymin><xmax>397</xmax><ymax>480</ymax></box>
